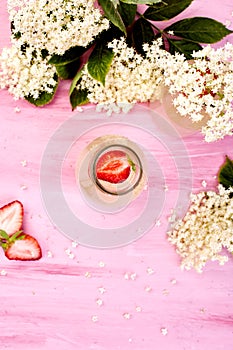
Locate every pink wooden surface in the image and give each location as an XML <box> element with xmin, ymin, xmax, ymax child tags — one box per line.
<box><xmin>0</xmin><ymin>1</ymin><xmax>233</xmax><ymax>349</ymax></box>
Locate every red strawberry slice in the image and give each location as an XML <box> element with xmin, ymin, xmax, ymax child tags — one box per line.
<box><xmin>96</xmin><ymin>150</ymin><xmax>131</xmax><ymax>184</ymax></box>
<box><xmin>0</xmin><ymin>200</ymin><xmax>23</xmax><ymax>236</ymax></box>
<box><xmin>3</xmin><ymin>233</ymin><xmax>42</xmax><ymax>261</ymax></box>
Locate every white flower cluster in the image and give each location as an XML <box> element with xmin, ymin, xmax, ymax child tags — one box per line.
<box><xmin>0</xmin><ymin>45</ymin><xmax>57</xmax><ymax>99</ymax></box>
<box><xmin>8</xmin><ymin>0</ymin><xmax>109</xmax><ymax>55</ymax></box>
<box><xmin>160</xmin><ymin>43</ymin><xmax>233</xmax><ymax>142</ymax></box>
<box><xmin>78</xmin><ymin>37</ymin><xmax>165</xmax><ymax>115</ymax></box>
<box><xmin>167</xmin><ymin>185</ymin><xmax>233</xmax><ymax>273</ymax></box>
<box><xmin>0</xmin><ymin>0</ymin><xmax>109</xmax><ymax>100</ymax></box>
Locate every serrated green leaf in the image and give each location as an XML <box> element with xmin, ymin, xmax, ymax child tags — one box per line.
<box><xmin>144</xmin><ymin>0</ymin><xmax>193</xmax><ymax>21</ymax></box>
<box><xmin>132</xmin><ymin>18</ymin><xmax>155</xmax><ymax>55</ymax></box>
<box><xmin>87</xmin><ymin>43</ymin><xmax>114</xmax><ymax>85</ymax></box>
<box><xmin>218</xmin><ymin>156</ymin><xmax>233</xmax><ymax>189</ymax></box>
<box><xmin>55</xmin><ymin>59</ymin><xmax>80</xmax><ymax>80</ymax></box>
<box><xmin>121</xmin><ymin>0</ymin><xmax>161</xmax><ymax>4</ymax></box>
<box><xmin>168</xmin><ymin>38</ymin><xmax>203</xmax><ymax>59</ymax></box>
<box><xmin>25</xmin><ymin>74</ymin><xmax>58</xmax><ymax>106</ymax></box>
<box><xmin>165</xmin><ymin>17</ymin><xmax>233</xmax><ymax>43</ymax></box>
<box><xmin>117</xmin><ymin>1</ymin><xmax>137</xmax><ymax>26</ymax></box>
<box><xmin>48</xmin><ymin>46</ymin><xmax>87</xmax><ymax>66</ymax></box>
<box><xmin>70</xmin><ymin>88</ymin><xmax>89</xmax><ymax>110</ymax></box>
<box><xmin>98</xmin><ymin>0</ymin><xmax>126</xmax><ymax>34</ymax></box>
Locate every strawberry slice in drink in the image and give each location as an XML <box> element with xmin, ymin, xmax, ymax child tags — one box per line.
<box><xmin>96</xmin><ymin>150</ymin><xmax>134</xmax><ymax>184</ymax></box>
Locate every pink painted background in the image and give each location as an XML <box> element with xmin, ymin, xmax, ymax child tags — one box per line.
<box><xmin>0</xmin><ymin>1</ymin><xmax>233</xmax><ymax>349</ymax></box>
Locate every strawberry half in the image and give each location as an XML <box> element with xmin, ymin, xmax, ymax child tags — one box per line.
<box><xmin>0</xmin><ymin>200</ymin><xmax>23</xmax><ymax>236</ymax></box>
<box><xmin>0</xmin><ymin>230</ymin><xmax>42</xmax><ymax>261</ymax></box>
<box><xmin>96</xmin><ymin>150</ymin><xmax>132</xmax><ymax>184</ymax></box>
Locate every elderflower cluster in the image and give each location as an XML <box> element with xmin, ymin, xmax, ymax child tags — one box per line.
<box><xmin>167</xmin><ymin>185</ymin><xmax>233</xmax><ymax>273</ymax></box>
<box><xmin>0</xmin><ymin>0</ymin><xmax>109</xmax><ymax>101</ymax></box>
<box><xmin>7</xmin><ymin>0</ymin><xmax>109</xmax><ymax>55</ymax></box>
<box><xmin>159</xmin><ymin>43</ymin><xmax>233</xmax><ymax>142</ymax></box>
<box><xmin>78</xmin><ymin>37</ymin><xmax>165</xmax><ymax>115</ymax></box>
<box><xmin>0</xmin><ymin>45</ymin><xmax>57</xmax><ymax>99</ymax></box>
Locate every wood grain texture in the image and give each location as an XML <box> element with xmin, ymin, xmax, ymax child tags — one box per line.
<box><xmin>0</xmin><ymin>1</ymin><xmax>233</xmax><ymax>349</ymax></box>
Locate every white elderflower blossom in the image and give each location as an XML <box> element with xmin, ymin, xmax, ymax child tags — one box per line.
<box><xmin>8</xmin><ymin>0</ymin><xmax>109</xmax><ymax>55</ymax></box>
<box><xmin>167</xmin><ymin>185</ymin><xmax>233</xmax><ymax>273</ymax></box>
<box><xmin>158</xmin><ymin>43</ymin><xmax>233</xmax><ymax>142</ymax></box>
<box><xmin>79</xmin><ymin>38</ymin><xmax>165</xmax><ymax>114</ymax></box>
<box><xmin>0</xmin><ymin>45</ymin><xmax>57</xmax><ymax>99</ymax></box>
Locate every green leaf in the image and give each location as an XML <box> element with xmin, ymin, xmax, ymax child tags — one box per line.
<box><xmin>218</xmin><ymin>156</ymin><xmax>233</xmax><ymax>190</ymax></box>
<box><xmin>117</xmin><ymin>1</ymin><xmax>137</xmax><ymax>26</ymax></box>
<box><xmin>25</xmin><ymin>74</ymin><xmax>58</xmax><ymax>106</ymax></box>
<box><xmin>98</xmin><ymin>0</ymin><xmax>126</xmax><ymax>34</ymax></box>
<box><xmin>48</xmin><ymin>46</ymin><xmax>87</xmax><ymax>66</ymax></box>
<box><xmin>55</xmin><ymin>59</ymin><xmax>80</xmax><ymax>80</ymax></box>
<box><xmin>70</xmin><ymin>88</ymin><xmax>89</xmax><ymax>110</ymax></box>
<box><xmin>165</xmin><ymin>17</ymin><xmax>233</xmax><ymax>43</ymax></box>
<box><xmin>9</xmin><ymin>230</ymin><xmax>23</xmax><ymax>242</ymax></box>
<box><xmin>132</xmin><ymin>18</ymin><xmax>155</xmax><ymax>55</ymax></box>
<box><xmin>120</xmin><ymin>0</ymin><xmax>161</xmax><ymax>4</ymax></box>
<box><xmin>69</xmin><ymin>67</ymin><xmax>85</xmax><ymax>96</ymax></box>
<box><xmin>168</xmin><ymin>38</ymin><xmax>203</xmax><ymax>59</ymax></box>
<box><xmin>144</xmin><ymin>0</ymin><xmax>193</xmax><ymax>21</ymax></box>
<box><xmin>87</xmin><ymin>43</ymin><xmax>114</xmax><ymax>85</ymax></box>
<box><xmin>0</xmin><ymin>230</ymin><xmax>9</xmax><ymax>240</ymax></box>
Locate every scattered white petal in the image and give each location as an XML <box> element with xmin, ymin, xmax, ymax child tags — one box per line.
<box><xmin>96</xmin><ymin>298</ymin><xmax>103</xmax><ymax>306</ymax></box>
<box><xmin>20</xmin><ymin>184</ymin><xmax>27</xmax><ymax>190</ymax></box>
<box><xmin>128</xmin><ymin>338</ymin><xmax>133</xmax><ymax>343</ymax></box>
<box><xmin>162</xmin><ymin>289</ymin><xmax>169</xmax><ymax>295</ymax></box>
<box><xmin>161</xmin><ymin>327</ymin><xmax>168</xmax><ymax>336</ymax></box>
<box><xmin>225</xmin><ymin>20</ymin><xmax>231</xmax><ymax>28</ymax></box>
<box><xmin>124</xmin><ymin>273</ymin><xmax>129</xmax><ymax>280</ymax></box>
<box><xmin>98</xmin><ymin>261</ymin><xmax>105</xmax><ymax>267</ymax></box>
<box><xmin>75</xmin><ymin>106</ymin><xmax>83</xmax><ymax>112</ymax></box>
<box><xmin>123</xmin><ymin>312</ymin><xmax>131</xmax><ymax>320</ymax></box>
<box><xmin>20</xmin><ymin>160</ymin><xmax>27</xmax><ymax>167</ymax></box>
<box><xmin>201</xmin><ymin>180</ymin><xmax>207</xmax><ymax>188</ymax></box>
<box><xmin>163</xmin><ymin>185</ymin><xmax>169</xmax><ymax>192</ymax></box>
<box><xmin>200</xmin><ymin>307</ymin><xmax>206</xmax><ymax>314</ymax></box>
<box><xmin>155</xmin><ymin>219</ymin><xmax>161</xmax><ymax>227</ymax></box>
<box><xmin>85</xmin><ymin>271</ymin><xmax>92</xmax><ymax>278</ymax></box>
<box><xmin>170</xmin><ymin>279</ymin><xmax>177</xmax><ymax>285</ymax></box>
<box><xmin>0</xmin><ymin>270</ymin><xmax>7</xmax><ymax>276</ymax></box>
<box><xmin>98</xmin><ymin>287</ymin><xmax>106</xmax><ymax>294</ymax></box>
<box><xmin>47</xmin><ymin>251</ymin><xmax>53</xmax><ymax>258</ymax></box>
<box><xmin>14</xmin><ymin>107</ymin><xmax>21</xmax><ymax>113</ymax></box>
<box><xmin>145</xmin><ymin>286</ymin><xmax>152</xmax><ymax>292</ymax></box>
<box><xmin>130</xmin><ymin>273</ymin><xmax>137</xmax><ymax>280</ymax></box>
<box><xmin>71</xmin><ymin>241</ymin><xmax>78</xmax><ymax>248</ymax></box>
<box><xmin>146</xmin><ymin>267</ymin><xmax>154</xmax><ymax>275</ymax></box>
<box><xmin>135</xmin><ymin>306</ymin><xmax>142</xmax><ymax>312</ymax></box>
<box><xmin>91</xmin><ymin>315</ymin><xmax>98</xmax><ymax>323</ymax></box>
<box><xmin>65</xmin><ymin>248</ymin><xmax>71</xmax><ymax>254</ymax></box>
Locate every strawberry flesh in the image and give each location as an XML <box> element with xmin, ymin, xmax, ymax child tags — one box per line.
<box><xmin>4</xmin><ymin>233</ymin><xmax>42</xmax><ymax>261</ymax></box>
<box><xmin>0</xmin><ymin>200</ymin><xmax>23</xmax><ymax>236</ymax></box>
<box><xmin>96</xmin><ymin>150</ymin><xmax>131</xmax><ymax>184</ymax></box>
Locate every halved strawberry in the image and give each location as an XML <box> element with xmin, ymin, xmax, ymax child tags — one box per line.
<box><xmin>0</xmin><ymin>230</ymin><xmax>42</xmax><ymax>261</ymax></box>
<box><xmin>96</xmin><ymin>150</ymin><xmax>132</xmax><ymax>184</ymax></box>
<box><xmin>0</xmin><ymin>200</ymin><xmax>23</xmax><ymax>236</ymax></box>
